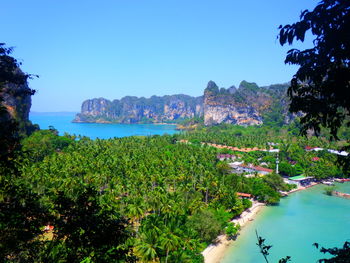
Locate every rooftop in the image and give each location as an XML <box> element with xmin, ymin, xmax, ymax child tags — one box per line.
<box><xmin>239</xmin><ymin>164</ymin><xmax>273</xmax><ymax>173</ymax></box>
<box><xmin>289</xmin><ymin>175</ymin><xmax>313</xmax><ymax>181</ymax></box>
<box><xmin>237</xmin><ymin>192</ymin><xmax>252</xmax><ymax>197</ymax></box>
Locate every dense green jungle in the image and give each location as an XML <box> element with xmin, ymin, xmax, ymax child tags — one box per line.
<box><xmin>2</xmin><ymin>0</ymin><xmax>350</xmax><ymax>261</ymax></box>
<box><xmin>2</xmin><ymin>120</ymin><xmax>349</xmax><ymax>262</ymax></box>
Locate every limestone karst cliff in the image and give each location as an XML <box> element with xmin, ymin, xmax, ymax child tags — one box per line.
<box><xmin>203</xmin><ymin>81</ymin><xmax>263</xmax><ymax>126</ymax></box>
<box><xmin>73</xmin><ymin>95</ymin><xmax>203</xmax><ymax>124</ymax></box>
<box><xmin>74</xmin><ymin>80</ymin><xmax>292</xmax><ymax>126</ymax></box>
<box><xmin>203</xmin><ymin>80</ymin><xmax>292</xmax><ymax>126</ymax></box>
<box><xmin>0</xmin><ymin>68</ymin><xmax>36</xmax><ymax>134</ymax></box>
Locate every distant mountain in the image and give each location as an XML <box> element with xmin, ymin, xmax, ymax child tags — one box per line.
<box><xmin>73</xmin><ymin>81</ymin><xmax>295</xmax><ymax>126</ymax></box>
<box><xmin>203</xmin><ymin>80</ymin><xmax>293</xmax><ymax>126</ymax></box>
<box><xmin>73</xmin><ymin>95</ymin><xmax>203</xmax><ymax>124</ymax></box>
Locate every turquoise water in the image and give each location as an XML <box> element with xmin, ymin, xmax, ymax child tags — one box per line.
<box><xmin>222</xmin><ymin>183</ymin><xmax>350</xmax><ymax>263</ymax></box>
<box><xmin>29</xmin><ymin>112</ymin><xmax>178</xmax><ymax>139</ymax></box>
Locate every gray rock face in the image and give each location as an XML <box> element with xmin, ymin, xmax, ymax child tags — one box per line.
<box><xmin>1</xmin><ymin>77</ymin><xmax>32</xmax><ymax>124</ymax></box>
<box><xmin>203</xmin><ymin>80</ymin><xmax>263</xmax><ymax>126</ymax></box>
<box><xmin>73</xmin><ymin>95</ymin><xmax>203</xmax><ymax>123</ymax></box>
<box><xmin>227</xmin><ymin>85</ymin><xmax>237</xmax><ymax>94</ymax></box>
<box><xmin>204</xmin><ymin>104</ymin><xmax>262</xmax><ymax>126</ymax></box>
<box><xmin>81</xmin><ymin>98</ymin><xmax>111</xmax><ymax>117</ymax></box>
<box><xmin>74</xmin><ymin>80</ymin><xmax>292</xmax><ymax>126</ymax></box>
<box><xmin>203</xmin><ymin>80</ymin><xmax>292</xmax><ymax>126</ymax></box>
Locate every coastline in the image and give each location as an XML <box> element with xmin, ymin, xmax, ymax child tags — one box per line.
<box><xmin>202</xmin><ymin>183</ymin><xmax>321</xmax><ymax>263</ymax></box>
<box><xmin>71</xmin><ymin>120</ymin><xmax>178</xmax><ymax>125</ymax></box>
<box><xmin>202</xmin><ymin>201</ymin><xmax>265</xmax><ymax>263</ymax></box>
<box><xmin>287</xmin><ymin>182</ymin><xmax>319</xmax><ymax>194</ymax></box>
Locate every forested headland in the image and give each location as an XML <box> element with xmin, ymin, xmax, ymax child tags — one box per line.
<box><xmin>1</xmin><ymin>44</ymin><xmax>350</xmax><ymax>262</ymax></box>
<box><xmin>2</xmin><ymin>117</ymin><xmax>349</xmax><ymax>262</ymax></box>
<box><xmin>2</xmin><ymin>0</ymin><xmax>350</xmax><ymax>260</ymax></box>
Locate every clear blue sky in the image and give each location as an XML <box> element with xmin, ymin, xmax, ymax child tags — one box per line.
<box><xmin>2</xmin><ymin>0</ymin><xmax>317</xmax><ymax>112</ymax></box>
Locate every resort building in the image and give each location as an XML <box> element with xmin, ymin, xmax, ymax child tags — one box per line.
<box><xmin>236</xmin><ymin>192</ymin><xmax>252</xmax><ymax>199</ymax></box>
<box><xmin>305</xmin><ymin>146</ymin><xmax>349</xmax><ymax>156</ymax></box>
<box><xmin>327</xmin><ymin>149</ymin><xmax>349</xmax><ymax>156</ymax></box>
<box><xmin>216</xmin><ymin>154</ymin><xmax>236</xmax><ymax>161</ymax></box>
<box><xmin>284</xmin><ymin>175</ymin><xmax>314</xmax><ymax>187</ymax></box>
<box><xmin>267</xmin><ymin>149</ymin><xmax>280</xmax><ymax>153</ymax></box>
<box><xmin>305</xmin><ymin>146</ymin><xmax>324</xmax><ymax>151</ymax></box>
<box><xmin>230</xmin><ymin>163</ymin><xmax>273</xmax><ymax>176</ymax></box>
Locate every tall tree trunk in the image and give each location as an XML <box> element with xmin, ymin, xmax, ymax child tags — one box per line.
<box><xmin>205</xmin><ymin>188</ymin><xmax>208</xmax><ymax>204</ymax></box>
<box><xmin>165</xmin><ymin>248</ymin><xmax>169</xmax><ymax>263</ymax></box>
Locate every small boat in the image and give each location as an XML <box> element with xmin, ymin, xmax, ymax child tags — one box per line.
<box><xmin>340</xmin><ymin>178</ymin><xmax>350</xmax><ymax>182</ymax></box>
<box><xmin>335</xmin><ymin>179</ymin><xmax>344</xmax><ymax>183</ymax></box>
<box><xmin>322</xmin><ymin>181</ymin><xmax>335</xmax><ymax>186</ymax></box>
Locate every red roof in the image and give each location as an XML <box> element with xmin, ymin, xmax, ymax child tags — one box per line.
<box><xmin>237</xmin><ymin>192</ymin><xmax>252</xmax><ymax>197</ymax></box>
<box><xmin>305</xmin><ymin>146</ymin><xmax>315</xmax><ymax>150</ymax></box>
<box><xmin>254</xmin><ymin>166</ymin><xmax>274</xmax><ymax>173</ymax></box>
<box><xmin>312</xmin><ymin>157</ymin><xmax>320</xmax><ymax>161</ymax></box>
<box><xmin>44</xmin><ymin>225</ymin><xmax>54</xmax><ymax>232</ymax></box>
<box><xmin>239</xmin><ymin>164</ymin><xmax>273</xmax><ymax>173</ymax></box>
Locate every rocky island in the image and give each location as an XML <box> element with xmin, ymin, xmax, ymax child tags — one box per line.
<box><xmin>73</xmin><ymin>94</ymin><xmax>203</xmax><ymax>124</ymax></box>
<box><xmin>73</xmin><ymin>80</ymin><xmax>294</xmax><ymax>126</ymax></box>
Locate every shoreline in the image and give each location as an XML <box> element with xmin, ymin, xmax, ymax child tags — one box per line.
<box><xmin>202</xmin><ymin>201</ymin><xmax>265</xmax><ymax>263</ymax></box>
<box><xmin>71</xmin><ymin>121</ymin><xmax>178</xmax><ymax>125</ymax></box>
<box><xmin>202</xmin><ymin>183</ymin><xmax>321</xmax><ymax>263</ymax></box>
<box><xmin>287</xmin><ymin>182</ymin><xmax>320</xmax><ymax>194</ymax></box>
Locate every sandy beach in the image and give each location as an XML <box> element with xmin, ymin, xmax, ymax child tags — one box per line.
<box><xmin>202</xmin><ymin>201</ymin><xmax>265</xmax><ymax>263</ymax></box>
<box><xmin>202</xmin><ymin>183</ymin><xmax>321</xmax><ymax>263</ymax></box>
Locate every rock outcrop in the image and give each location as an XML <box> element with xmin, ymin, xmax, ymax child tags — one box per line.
<box><xmin>204</xmin><ymin>81</ymin><xmax>263</xmax><ymax>126</ymax></box>
<box><xmin>74</xmin><ymin>80</ymin><xmax>292</xmax><ymax>126</ymax></box>
<box><xmin>74</xmin><ymin>95</ymin><xmax>203</xmax><ymax>124</ymax></box>
<box><xmin>1</xmin><ymin>81</ymin><xmax>33</xmax><ymax>124</ymax></box>
<box><xmin>203</xmin><ymin>80</ymin><xmax>293</xmax><ymax>126</ymax></box>
<box><xmin>0</xmin><ymin>68</ymin><xmax>36</xmax><ymax>133</ymax></box>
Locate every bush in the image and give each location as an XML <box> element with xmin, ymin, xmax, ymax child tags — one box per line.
<box><xmin>225</xmin><ymin>222</ymin><xmax>241</xmax><ymax>240</ymax></box>
<box><xmin>186</xmin><ymin>209</ymin><xmax>223</xmax><ymax>243</ymax></box>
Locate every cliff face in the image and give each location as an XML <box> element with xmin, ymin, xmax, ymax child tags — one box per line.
<box><xmin>74</xmin><ymin>80</ymin><xmax>292</xmax><ymax>126</ymax></box>
<box><xmin>74</xmin><ymin>95</ymin><xmax>203</xmax><ymax>123</ymax></box>
<box><xmin>0</xmin><ymin>69</ymin><xmax>35</xmax><ymax>133</ymax></box>
<box><xmin>74</xmin><ymin>98</ymin><xmax>113</xmax><ymax>123</ymax></box>
<box><xmin>204</xmin><ymin>81</ymin><xmax>263</xmax><ymax>125</ymax></box>
<box><xmin>204</xmin><ymin>104</ymin><xmax>262</xmax><ymax>126</ymax></box>
<box><xmin>1</xmin><ymin>81</ymin><xmax>33</xmax><ymax>124</ymax></box>
<box><xmin>203</xmin><ymin>80</ymin><xmax>290</xmax><ymax>126</ymax></box>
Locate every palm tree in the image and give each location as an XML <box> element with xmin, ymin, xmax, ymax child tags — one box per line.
<box><xmin>134</xmin><ymin>233</ymin><xmax>159</xmax><ymax>263</ymax></box>
<box><xmin>160</xmin><ymin>228</ymin><xmax>181</xmax><ymax>263</ymax></box>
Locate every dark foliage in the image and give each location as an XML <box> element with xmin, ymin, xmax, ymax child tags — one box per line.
<box><xmin>256</xmin><ymin>230</ymin><xmax>291</xmax><ymax>263</ymax></box>
<box><xmin>0</xmin><ymin>180</ymin><xmax>48</xmax><ymax>262</ymax></box>
<box><xmin>315</xmin><ymin>241</ymin><xmax>350</xmax><ymax>262</ymax></box>
<box><xmin>48</xmin><ymin>187</ymin><xmax>131</xmax><ymax>263</ymax></box>
<box><xmin>279</xmin><ymin>1</ymin><xmax>350</xmax><ymax>140</ymax></box>
<box><xmin>0</xmin><ymin>44</ymin><xmax>47</xmax><ymax>262</ymax></box>
<box><xmin>0</xmin><ymin>44</ymin><xmax>27</xmax><ymax>165</ymax></box>
<box><xmin>0</xmin><ymin>43</ymin><xmax>37</xmax><ymax>166</ymax></box>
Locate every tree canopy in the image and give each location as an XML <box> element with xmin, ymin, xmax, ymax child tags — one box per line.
<box><xmin>279</xmin><ymin>0</ymin><xmax>350</xmax><ymax>139</ymax></box>
<box><xmin>0</xmin><ymin>44</ymin><xmax>27</xmax><ymax>165</ymax></box>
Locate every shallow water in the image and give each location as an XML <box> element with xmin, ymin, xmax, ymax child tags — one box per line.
<box><xmin>222</xmin><ymin>183</ymin><xmax>350</xmax><ymax>263</ymax></box>
<box><xmin>29</xmin><ymin>112</ymin><xmax>178</xmax><ymax>139</ymax></box>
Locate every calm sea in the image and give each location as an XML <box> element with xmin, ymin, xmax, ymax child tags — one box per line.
<box><xmin>222</xmin><ymin>183</ymin><xmax>350</xmax><ymax>263</ymax></box>
<box><xmin>29</xmin><ymin>112</ymin><xmax>178</xmax><ymax>139</ymax></box>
